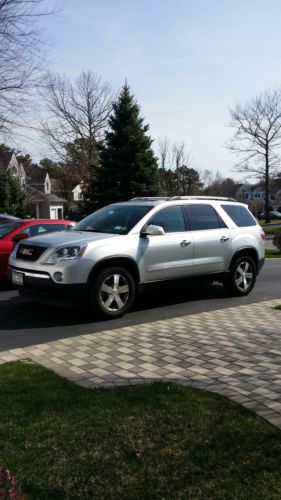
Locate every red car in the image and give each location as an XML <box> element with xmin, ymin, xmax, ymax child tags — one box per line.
<box><xmin>0</xmin><ymin>219</ymin><xmax>75</xmax><ymax>279</ymax></box>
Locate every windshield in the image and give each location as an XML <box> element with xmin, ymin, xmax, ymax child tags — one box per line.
<box><xmin>74</xmin><ymin>205</ymin><xmax>153</xmax><ymax>235</ymax></box>
<box><xmin>0</xmin><ymin>221</ymin><xmax>22</xmax><ymax>239</ymax></box>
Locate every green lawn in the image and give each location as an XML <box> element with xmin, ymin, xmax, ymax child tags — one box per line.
<box><xmin>2</xmin><ymin>362</ymin><xmax>281</xmax><ymax>499</ymax></box>
<box><xmin>260</xmin><ymin>219</ymin><xmax>281</xmax><ymax>225</ymax></box>
<box><xmin>263</xmin><ymin>226</ymin><xmax>281</xmax><ymax>235</ymax></box>
<box><xmin>265</xmin><ymin>249</ymin><xmax>281</xmax><ymax>258</ymax></box>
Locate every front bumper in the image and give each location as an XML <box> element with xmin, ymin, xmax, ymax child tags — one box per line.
<box><xmin>8</xmin><ymin>266</ymin><xmax>89</xmax><ymax>308</ymax></box>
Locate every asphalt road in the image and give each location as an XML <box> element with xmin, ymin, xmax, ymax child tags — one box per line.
<box><xmin>0</xmin><ymin>259</ymin><xmax>280</xmax><ymax>352</ymax></box>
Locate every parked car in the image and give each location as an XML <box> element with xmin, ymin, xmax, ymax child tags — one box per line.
<box><xmin>0</xmin><ymin>219</ymin><xmax>75</xmax><ymax>279</ymax></box>
<box><xmin>0</xmin><ymin>214</ymin><xmax>20</xmax><ymax>225</ymax></box>
<box><xmin>8</xmin><ymin>196</ymin><xmax>265</xmax><ymax>318</ymax></box>
<box><xmin>259</xmin><ymin>210</ymin><xmax>281</xmax><ymax>220</ymax></box>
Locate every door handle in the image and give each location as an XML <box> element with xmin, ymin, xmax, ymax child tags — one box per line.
<box><xmin>220</xmin><ymin>236</ymin><xmax>229</xmax><ymax>242</ymax></box>
<box><xmin>180</xmin><ymin>240</ymin><xmax>191</xmax><ymax>247</ymax></box>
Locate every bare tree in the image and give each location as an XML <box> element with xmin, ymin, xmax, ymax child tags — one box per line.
<box><xmin>157</xmin><ymin>138</ymin><xmax>198</xmax><ymax>196</ymax></box>
<box><xmin>0</xmin><ymin>0</ymin><xmax>53</xmax><ymax>134</ymax></box>
<box><xmin>41</xmin><ymin>71</ymin><xmax>113</xmax><ymax>180</ymax></box>
<box><xmin>199</xmin><ymin>169</ymin><xmax>224</xmax><ymax>195</ymax></box>
<box><xmin>172</xmin><ymin>141</ymin><xmax>187</xmax><ymax>170</ymax></box>
<box><xmin>228</xmin><ymin>90</ymin><xmax>281</xmax><ymax>222</ymax></box>
<box><xmin>157</xmin><ymin>136</ymin><xmax>170</xmax><ymax>170</ymax></box>
<box><xmin>157</xmin><ymin>138</ymin><xmax>191</xmax><ymax>171</ymax></box>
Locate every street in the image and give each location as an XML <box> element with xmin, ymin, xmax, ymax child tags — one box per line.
<box><xmin>0</xmin><ymin>259</ymin><xmax>280</xmax><ymax>352</ymax></box>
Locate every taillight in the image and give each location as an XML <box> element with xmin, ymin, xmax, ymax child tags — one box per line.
<box><xmin>260</xmin><ymin>232</ymin><xmax>266</xmax><ymax>241</ymax></box>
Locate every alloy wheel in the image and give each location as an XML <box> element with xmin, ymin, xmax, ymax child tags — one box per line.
<box><xmin>235</xmin><ymin>261</ymin><xmax>254</xmax><ymax>292</ymax></box>
<box><xmin>99</xmin><ymin>273</ymin><xmax>130</xmax><ymax>312</ymax></box>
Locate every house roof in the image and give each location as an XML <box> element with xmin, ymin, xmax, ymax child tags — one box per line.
<box><xmin>26</xmin><ymin>186</ymin><xmax>66</xmax><ymax>204</ymax></box>
<box><xmin>26</xmin><ymin>185</ymin><xmax>46</xmax><ymax>203</ymax></box>
<box><xmin>24</xmin><ymin>164</ymin><xmax>47</xmax><ymax>186</ymax></box>
<box><xmin>50</xmin><ymin>178</ymin><xmax>64</xmax><ymax>193</ymax></box>
<box><xmin>46</xmin><ymin>193</ymin><xmax>66</xmax><ymax>203</ymax></box>
<box><xmin>0</xmin><ymin>151</ymin><xmax>13</xmax><ymax>173</ymax></box>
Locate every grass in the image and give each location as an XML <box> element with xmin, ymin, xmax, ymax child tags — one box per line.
<box><xmin>260</xmin><ymin>219</ymin><xmax>281</xmax><ymax>225</ymax></box>
<box><xmin>2</xmin><ymin>363</ymin><xmax>281</xmax><ymax>498</ymax></box>
<box><xmin>263</xmin><ymin>226</ymin><xmax>281</xmax><ymax>235</ymax></box>
<box><xmin>265</xmin><ymin>249</ymin><xmax>281</xmax><ymax>258</ymax></box>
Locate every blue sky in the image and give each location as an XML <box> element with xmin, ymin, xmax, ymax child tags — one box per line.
<box><xmin>38</xmin><ymin>0</ymin><xmax>281</xmax><ymax>178</ymax></box>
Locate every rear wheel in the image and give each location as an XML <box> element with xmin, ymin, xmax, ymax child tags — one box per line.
<box><xmin>90</xmin><ymin>267</ymin><xmax>136</xmax><ymax>319</ymax></box>
<box><xmin>224</xmin><ymin>256</ymin><xmax>256</xmax><ymax>296</ymax></box>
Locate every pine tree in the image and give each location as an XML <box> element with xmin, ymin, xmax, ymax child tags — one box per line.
<box><xmin>87</xmin><ymin>83</ymin><xmax>159</xmax><ymax>209</ymax></box>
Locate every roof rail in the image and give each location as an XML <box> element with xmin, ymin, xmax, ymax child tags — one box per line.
<box><xmin>168</xmin><ymin>196</ymin><xmax>237</xmax><ymax>202</ymax></box>
<box><xmin>130</xmin><ymin>197</ymin><xmax>170</xmax><ymax>201</ymax></box>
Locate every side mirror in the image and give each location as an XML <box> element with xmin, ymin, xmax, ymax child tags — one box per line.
<box><xmin>141</xmin><ymin>224</ymin><xmax>165</xmax><ymax>236</ymax></box>
<box><xmin>12</xmin><ymin>232</ymin><xmax>29</xmax><ymax>242</ymax></box>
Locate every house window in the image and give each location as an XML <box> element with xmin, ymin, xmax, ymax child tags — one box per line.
<box><xmin>255</xmin><ymin>193</ymin><xmax>260</xmax><ymax>198</ymax></box>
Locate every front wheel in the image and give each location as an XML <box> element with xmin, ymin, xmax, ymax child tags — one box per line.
<box><xmin>224</xmin><ymin>256</ymin><xmax>256</xmax><ymax>296</ymax></box>
<box><xmin>90</xmin><ymin>267</ymin><xmax>136</xmax><ymax>319</ymax></box>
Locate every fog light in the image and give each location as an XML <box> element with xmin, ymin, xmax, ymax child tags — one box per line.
<box><xmin>53</xmin><ymin>272</ymin><xmax>64</xmax><ymax>283</ymax></box>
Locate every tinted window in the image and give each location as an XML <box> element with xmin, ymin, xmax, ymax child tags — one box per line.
<box><xmin>75</xmin><ymin>205</ymin><xmax>153</xmax><ymax>235</ymax></box>
<box><xmin>18</xmin><ymin>224</ymin><xmax>66</xmax><ymax>237</ymax></box>
<box><xmin>148</xmin><ymin>206</ymin><xmax>185</xmax><ymax>233</ymax></box>
<box><xmin>186</xmin><ymin>205</ymin><xmax>222</xmax><ymax>230</ymax></box>
<box><xmin>0</xmin><ymin>221</ymin><xmax>22</xmax><ymax>239</ymax></box>
<box><xmin>221</xmin><ymin>205</ymin><xmax>257</xmax><ymax>227</ymax></box>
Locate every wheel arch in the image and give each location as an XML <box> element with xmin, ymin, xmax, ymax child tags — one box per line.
<box><xmin>87</xmin><ymin>256</ymin><xmax>140</xmax><ymax>285</ymax></box>
<box><xmin>229</xmin><ymin>247</ymin><xmax>259</xmax><ymax>274</ymax></box>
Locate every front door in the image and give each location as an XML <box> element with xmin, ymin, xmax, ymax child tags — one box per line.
<box><xmin>140</xmin><ymin>205</ymin><xmax>194</xmax><ymax>282</ymax></box>
<box><xmin>50</xmin><ymin>208</ymin><xmax>57</xmax><ymax>220</ymax></box>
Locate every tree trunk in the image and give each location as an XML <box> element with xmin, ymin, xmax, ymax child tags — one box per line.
<box><xmin>265</xmin><ymin>147</ymin><xmax>271</xmax><ymax>223</ymax></box>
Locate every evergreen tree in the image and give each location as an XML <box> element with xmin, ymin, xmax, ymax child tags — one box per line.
<box><xmin>87</xmin><ymin>83</ymin><xmax>159</xmax><ymax>209</ymax></box>
<box><xmin>0</xmin><ymin>172</ymin><xmax>25</xmax><ymax>216</ymax></box>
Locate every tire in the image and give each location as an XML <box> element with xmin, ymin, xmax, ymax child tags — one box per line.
<box><xmin>90</xmin><ymin>267</ymin><xmax>136</xmax><ymax>319</ymax></box>
<box><xmin>224</xmin><ymin>255</ymin><xmax>256</xmax><ymax>296</ymax></box>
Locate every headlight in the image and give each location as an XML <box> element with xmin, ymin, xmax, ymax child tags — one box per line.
<box><xmin>44</xmin><ymin>245</ymin><xmax>87</xmax><ymax>265</ymax></box>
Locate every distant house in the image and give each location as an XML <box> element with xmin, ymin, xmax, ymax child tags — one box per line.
<box><xmin>24</xmin><ymin>164</ymin><xmax>66</xmax><ymax>219</ymax></box>
<box><xmin>0</xmin><ymin>149</ymin><xmax>86</xmax><ymax>219</ymax></box>
<box><xmin>236</xmin><ymin>184</ymin><xmax>252</xmax><ymax>202</ymax></box>
<box><xmin>72</xmin><ymin>182</ymin><xmax>83</xmax><ymax>202</ymax></box>
<box><xmin>0</xmin><ymin>151</ymin><xmax>26</xmax><ymax>187</ymax></box>
<box><xmin>235</xmin><ymin>182</ymin><xmax>281</xmax><ymax>215</ymax></box>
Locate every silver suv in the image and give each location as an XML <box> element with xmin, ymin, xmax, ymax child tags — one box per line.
<box><xmin>9</xmin><ymin>197</ymin><xmax>265</xmax><ymax>318</ymax></box>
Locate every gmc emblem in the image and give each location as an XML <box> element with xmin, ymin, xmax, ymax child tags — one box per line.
<box><xmin>20</xmin><ymin>248</ymin><xmax>33</xmax><ymax>256</ymax></box>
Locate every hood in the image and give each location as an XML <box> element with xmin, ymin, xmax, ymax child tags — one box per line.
<box><xmin>19</xmin><ymin>230</ymin><xmax>120</xmax><ymax>249</ymax></box>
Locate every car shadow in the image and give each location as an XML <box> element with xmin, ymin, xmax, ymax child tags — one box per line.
<box><xmin>0</xmin><ymin>279</ymin><xmax>241</xmax><ymax>352</ymax></box>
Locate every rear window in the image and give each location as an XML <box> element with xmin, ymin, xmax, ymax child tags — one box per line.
<box><xmin>221</xmin><ymin>204</ymin><xmax>257</xmax><ymax>227</ymax></box>
<box><xmin>185</xmin><ymin>205</ymin><xmax>225</xmax><ymax>231</ymax></box>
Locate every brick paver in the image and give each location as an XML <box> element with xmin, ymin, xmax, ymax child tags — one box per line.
<box><xmin>2</xmin><ymin>299</ymin><xmax>281</xmax><ymax>428</ymax></box>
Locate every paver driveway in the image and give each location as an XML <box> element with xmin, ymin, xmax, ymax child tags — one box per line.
<box><xmin>2</xmin><ymin>298</ymin><xmax>281</xmax><ymax>428</ymax></box>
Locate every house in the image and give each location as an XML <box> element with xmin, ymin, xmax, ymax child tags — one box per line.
<box><xmin>72</xmin><ymin>182</ymin><xmax>83</xmax><ymax>202</ymax></box>
<box><xmin>24</xmin><ymin>164</ymin><xmax>67</xmax><ymax>219</ymax></box>
<box><xmin>235</xmin><ymin>182</ymin><xmax>281</xmax><ymax>215</ymax></box>
<box><xmin>0</xmin><ymin>151</ymin><xmax>26</xmax><ymax>187</ymax></box>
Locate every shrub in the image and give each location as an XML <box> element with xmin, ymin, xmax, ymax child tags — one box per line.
<box><xmin>273</xmin><ymin>234</ymin><xmax>281</xmax><ymax>252</ymax></box>
<box><xmin>0</xmin><ymin>466</ymin><xmax>22</xmax><ymax>499</ymax></box>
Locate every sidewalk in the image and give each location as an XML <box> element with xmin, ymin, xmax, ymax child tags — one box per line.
<box><xmin>2</xmin><ymin>299</ymin><xmax>281</xmax><ymax>428</ymax></box>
